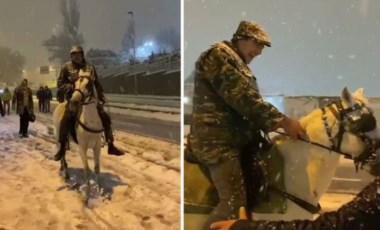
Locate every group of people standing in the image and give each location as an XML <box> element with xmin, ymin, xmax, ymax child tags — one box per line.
<box><xmin>0</xmin><ymin>80</ymin><xmax>34</xmax><ymax>137</ymax></box>
<box><xmin>36</xmin><ymin>86</ymin><xmax>53</xmax><ymax>113</ymax></box>
<box><xmin>0</xmin><ymin>82</ymin><xmax>50</xmax><ymax>138</ymax></box>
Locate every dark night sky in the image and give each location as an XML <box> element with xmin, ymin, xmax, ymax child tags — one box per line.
<box><xmin>185</xmin><ymin>0</ymin><xmax>380</xmax><ymax>96</ymax></box>
<box><xmin>0</xmin><ymin>0</ymin><xmax>180</xmax><ymax>71</ymax></box>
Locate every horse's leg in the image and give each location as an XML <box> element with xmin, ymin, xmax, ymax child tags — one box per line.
<box><xmin>60</xmin><ymin>156</ymin><xmax>70</xmax><ymax>181</ymax></box>
<box><xmin>78</xmin><ymin>145</ymin><xmax>91</xmax><ymax>203</ymax></box>
<box><xmin>78</xmin><ymin>145</ymin><xmax>90</xmax><ymax>184</ymax></box>
<box><xmin>93</xmin><ymin>139</ymin><xmax>102</xmax><ymax>192</ymax></box>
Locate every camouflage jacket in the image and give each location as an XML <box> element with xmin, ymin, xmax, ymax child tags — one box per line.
<box><xmin>188</xmin><ymin>41</ymin><xmax>283</xmax><ymax>165</ymax></box>
<box><xmin>57</xmin><ymin>61</ymin><xmax>105</xmax><ymax>100</ymax></box>
<box><xmin>231</xmin><ymin>177</ymin><xmax>380</xmax><ymax>230</ymax></box>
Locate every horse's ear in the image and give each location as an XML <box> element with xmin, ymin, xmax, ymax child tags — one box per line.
<box><xmin>353</xmin><ymin>88</ymin><xmax>364</xmax><ymax>98</ymax></box>
<box><xmin>341</xmin><ymin>87</ymin><xmax>354</xmax><ymax>105</ymax></box>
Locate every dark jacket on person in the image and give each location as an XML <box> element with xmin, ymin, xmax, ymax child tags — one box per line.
<box><xmin>0</xmin><ymin>97</ymin><xmax>4</xmax><ymax>116</ymax></box>
<box><xmin>36</xmin><ymin>88</ymin><xmax>45</xmax><ymax>101</ymax></box>
<box><xmin>57</xmin><ymin>61</ymin><xmax>105</xmax><ymax>101</ymax></box>
<box><xmin>12</xmin><ymin>86</ymin><xmax>34</xmax><ymax>115</ymax></box>
<box><xmin>231</xmin><ymin>177</ymin><xmax>380</xmax><ymax>230</ymax></box>
<box><xmin>44</xmin><ymin>88</ymin><xmax>53</xmax><ymax>100</ymax></box>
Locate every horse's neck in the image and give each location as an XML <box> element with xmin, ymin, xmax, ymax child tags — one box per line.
<box><xmin>278</xmin><ymin>140</ymin><xmax>341</xmax><ymax>205</ymax></box>
<box><xmin>79</xmin><ymin>101</ymin><xmax>102</xmax><ymax>128</ymax></box>
<box><xmin>279</xmin><ymin>109</ymin><xmax>342</xmax><ymax>205</ymax></box>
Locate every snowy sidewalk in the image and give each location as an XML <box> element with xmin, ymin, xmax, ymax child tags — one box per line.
<box><xmin>0</xmin><ymin>114</ymin><xmax>180</xmax><ymax>230</ymax></box>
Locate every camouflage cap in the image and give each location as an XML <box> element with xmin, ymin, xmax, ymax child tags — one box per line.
<box><xmin>233</xmin><ymin>21</ymin><xmax>271</xmax><ymax>47</ymax></box>
<box><xmin>70</xmin><ymin>45</ymin><xmax>84</xmax><ymax>54</ymax></box>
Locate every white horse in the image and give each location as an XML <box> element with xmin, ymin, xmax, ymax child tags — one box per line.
<box><xmin>184</xmin><ymin>87</ymin><xmax>380</xmax><ymax>229</ymax></box>
<box><xmin>53</xmin><ymin>68</ymin><xmax>104</xmax><ymax>189</ymax></box>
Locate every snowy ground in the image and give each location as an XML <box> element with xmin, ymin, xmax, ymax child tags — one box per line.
<box><xmin>0</xmin><ymin>113</ymin><xmax>180</xmax><ymax>230</ymax></box>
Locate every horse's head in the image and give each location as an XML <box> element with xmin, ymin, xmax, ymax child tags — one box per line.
<box><xmin>312</xmin><ymin>87</ymin><xmax>380</xmax><ymax>172</ymax></box>
<box><xmin>70</xmin><ymin>68</ymin><xmax>96</xmax><ymax>112</ymax></box>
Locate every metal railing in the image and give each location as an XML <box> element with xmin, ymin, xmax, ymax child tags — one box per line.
<box><xmin>97</xmin><ymin>58</ymin><xmax>180</xmax><ymax>78</ymax></box>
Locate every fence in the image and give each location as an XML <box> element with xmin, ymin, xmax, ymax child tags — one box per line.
<box><xmin>98</xmin><ymin>59</ymin><xmax>180</xmax><ymax>96</ymax></box>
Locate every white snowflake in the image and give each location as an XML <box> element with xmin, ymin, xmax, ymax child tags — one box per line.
<box><xmin>241</xmin><ymin>11</ymin><xmax>246</xmax><ymax>17</ymax></box>
<box><xmin>337</xmin><ymin>75</ymin><xmax>343</xmax><ymax>80</ymax></box>
<box><xmin>328</xmin><ymin>54</ymin><xmax>334</xmax><ymax>59</ymax></box>
<box><xmin>348</xmin><ymin>54</ymin><xmax>356</xmax><ymax>59</ymax></box>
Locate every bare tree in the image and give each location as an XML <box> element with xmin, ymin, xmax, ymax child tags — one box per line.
<box><xmin>155</xmin><ymin>27</ymin><xmax>180</xmax><ymax>52</ymax></box>
<box><xmin>42</xmin><ymin>0</ymin><xmax>84</xmax><ymax>64</ymax></box>
<box><xmin>86</xmin><ymin>48</ymin><xmax>121</xmax><ymax>66</ymax></box>
<box><xmin>121</xmin><ymin>15</ymin><xmax>135</xmax><ymax>61</ymax></box>
<box><xmin>0</xmin><ymin>47</ymin><xmax>26</xmax><ymax>85</ymax></box>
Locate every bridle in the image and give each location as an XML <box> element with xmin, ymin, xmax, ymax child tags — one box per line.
<box><xmin>71</xmin><ymin>75</ymin><xmax>104</xmax><ymax>133</ymax></box>
<box><xmin>320</xmin><ymin>100</ymin><xmax>378</xmax><ymax>171</ymax></box>
<box><xmin>72</xmin><ymin>76</ymin><xmax>95</xmax><ymax>106</ymax></box>
<box><xmin>268</xmin><ymin>99</ymin><xmax>379</xmax><ymax>214</ymax></box>
<box><xmin>274</xmin><ymin>99</ymin><xmax>379</xmax><ymax>171</ymax></box>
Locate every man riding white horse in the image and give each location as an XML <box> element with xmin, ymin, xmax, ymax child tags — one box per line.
<box><xmin>54</xmin><ymin>45</ymin><xmax>124</xmax><ymax>161</ymax></box>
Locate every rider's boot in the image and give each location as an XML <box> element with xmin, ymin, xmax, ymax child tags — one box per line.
<box><xmin>98</xmin><ymin>106</ymin><xmax>124</xmax><ymax>156</ymax></box>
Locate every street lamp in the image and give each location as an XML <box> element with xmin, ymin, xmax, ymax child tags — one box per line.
<box><xmin>128</xmin><ymin>11</ymin><xmax>136</xmax><ymax>62</ymax></box>
<box><xmin>128</xmin><ymin>11</ymin><xmax>137</xmax><ymax>95</ymax></box>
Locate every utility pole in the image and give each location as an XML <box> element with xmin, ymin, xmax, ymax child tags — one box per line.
<box><xmin>128</xmin><ymin>11</ymin><xmax>136</xmax><ymax>62</ymax></box>
<box><xmin>128</xmin><ymin>11</ymin><xmax>137</xmax><ymax>95</ymax></box>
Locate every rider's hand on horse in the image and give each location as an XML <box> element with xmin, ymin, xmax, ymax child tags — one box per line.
<box><xmin>276</xmin><ymin>116</ymin><xmax>308</xmax><ymax>140</ymax></box>
<box><xmin>210</xmin><ymin>207</ymin><xmax>248</xmax><ymax>230</ymax></box>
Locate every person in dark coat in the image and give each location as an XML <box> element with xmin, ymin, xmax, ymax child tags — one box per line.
<box><xmin>12</xmin><ymin>79</ymin><xmax>34</xmax><ymax>137</ymax></box>
<box><xmin>54</xmin><ymin>45</ymin><xmax>124</xmax><ymax>161</ymax></box>
<box><xmin>211</xmin><ymin>162</ymin><xmax>380</xmax><ymax>230</ymax></box>
<box><xmin>36</xmin><ymin>86</ymin><xmax>45</xmax><ymax>112</ymax></box>
<box><xmin>0</xmin><ymin>94</ymin><xmax>4</xmax><ymax>117</ymax></box>
<box><xmin>44</xmin><ymin>86</ymin><xmax>52</xmax><ymax>113</ymax></box>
